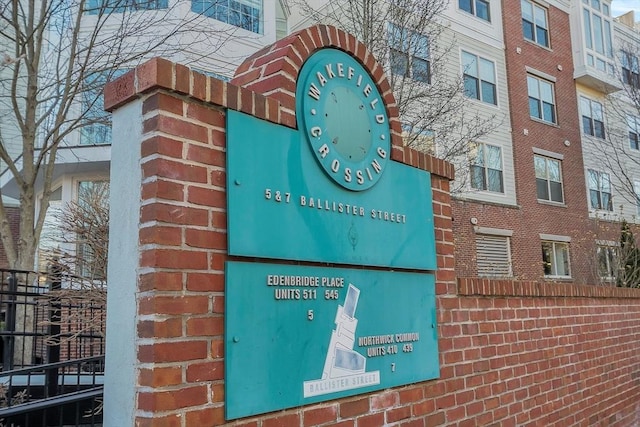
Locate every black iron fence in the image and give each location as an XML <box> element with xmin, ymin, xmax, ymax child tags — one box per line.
<box><xmin>0</xmin><ymin>268</ymin><xmax>105</xmax><ymax>426</ymax></box>
<box><xmin>0</xmin><ymin>269</ymin><xmax>105</xmax><ymax>371</ymax></box>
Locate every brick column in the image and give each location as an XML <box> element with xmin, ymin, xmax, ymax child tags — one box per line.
<box><xmin>104</xmin><ymin>25</ymin><xmax>455</xmax><ymax>426</ymax></box>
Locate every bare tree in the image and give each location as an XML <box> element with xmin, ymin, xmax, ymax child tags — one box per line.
<box><xmin>595</xmin><ymin>35</ymin><xmax>640</xmax><ymax>213</ymax></box>
<box><xmin>39</xmin><ymin>180</ymin><xmax>109</xmax><ymax>347</ymax></box>
<box><xmin>288</xmin><ymin>0</ymin><xmax>499</xmax><ymax>171</ymax></box>
<box><xmin>0</xmin><ymin>0</ymin><xmax>242</xmax><ymax>270</ymax></box>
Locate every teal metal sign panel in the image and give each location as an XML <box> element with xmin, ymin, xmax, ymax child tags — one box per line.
<box><xmin>225</xmin><ymin>261</ymin><xmax>439</xmax><ymax>420</ymax></box>
<box><xmin>226</xmin><ymin>110</ymin><xmax>436</xmax><ymax>270</ymax></box>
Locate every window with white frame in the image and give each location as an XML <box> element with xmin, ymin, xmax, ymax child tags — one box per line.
<box><xmin>580</xmin><ymin>96</ymin><xmax>605</xmax><ymax>139</ymax></box>
<box><xmin>534</xmin><ymin>155</ymin><xmax>563</xmax><ymax>203</ymax></box>
<box><xmin>527</xmin><ymin>75</ymin><xmax>556</xmax><ymax>124</ymax></box>
<box><xmin>521</xmin><ymin>0</ymin><xmax>549</xmax><ymax>48</ymax></box>
<box><xmin>462</xmin><ymin>51</ymin><xmax>497</xmax><ymax>105</ymax></box>
<box><xmin>476</xmin><ymin>234</ymin><xmax>512</xmax><ymax>277</ymax></box>
<box><xmin>597</xmin><ymin>244</ymin><xmax>618</xmax><ymax>280</ymax></box>
<box><xmin>388</xmin><ymin>23</ymin><xmax>430</xmax><ymax>84</ymax></box>
<box><xmin>81</xmin><ymin>69</ymin><xmax>127</xmax><ymax>145</ymax></box>
<box><xmin>191</xmin><ymin>0</ymin><xmax>262</xmax><ymax>34</ymax></box>
<box><xmin>470</xmin><ymin>143</ymin><xmax>503</xmax><ymax>193</ymax></box>
<box><xmin>635</xmin><ymin>181</ymin><xmax>640</xmax><ymax>215</ymax></box>
<box><xmin>37</xmin><ymin>187</ymin><xmax>63</xmax><ymax>272</ymax></box>
<box><xmin>582</xmin><ymin>0</ymin><xmax>613</xmax><ymax>73</ymax></box>
<box><xmin>76</xmin><ymin>181</ymin><xmax>110</xmax><ymax>280</ymax></box>
<box><xmin>628</xmin><ymin>115</ymin><xmax>640</xmax><ymax>150</ymax></box>
<box><xmin>401</xmin><ymin>124</ymin><xmax>436</xmax><ymax>155</ymax></box>
<box><xmin>85</xmin><ymin>0</ymin><xmax>168</xmax><ymax>14</ymax></box>
<box><xmin>621</xmin><ymin>50</ymin><xmax>640</xmax><ymax>89</ymax></box>
<box><xmin>588</xmin><ymin>169</ymin><xmax>612</xmax><ymax>211</ymax></box>
<box><xmin>459</xmin><ymin>0</ymin><xmax>490</xmax><ymax>21</ymax></box>
<box><xmin>541</xmin><ymin>240</ymin><xmax>570</xmax><ymax>277</ymax></box>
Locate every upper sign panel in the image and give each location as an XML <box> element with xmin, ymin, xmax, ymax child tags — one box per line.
<box><xmin>297</xmin><ymin>49</ymin><xmax>391</xmax><ymax>192</ymax></box>
<box><xmin>226</xmin><ymin>48</ymin><xmax>436</xmax><ymax>270</ymax></box>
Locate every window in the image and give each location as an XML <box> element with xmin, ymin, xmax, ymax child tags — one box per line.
<box><xmin>588</xmin><ymin>169</ymin><xmax>612</xmax><ymax>211</ymax></box>
<box><xmin>628</xmin><ymin>115</ymin><xmax>640</xmax><ymax>150</ymax></box>
<box><xmin>635</xmin><ymin>181</ymin><xmax>640</xmax><ymax>215</ymax></box>
<box><xmin>81</xmin><ymin>70</ymin><xmax>127</xmax><ymax>145</ymax></box>
<box><xmin>621</xmin><ymin>51</ymin><xmax>640</xmax><ymax>89</ymax></box>
<box><xmin>476</xmin><ymin>234</ymin><xmax>512</xmax><ymax>277</ymax></box>
<box><xmin>527</xmin><ymin>75</ymin><xmax>556</xmax><ymax>123</ymax></box>
<box><xmin>191</xmin><ymin>0</ymin><xmax>262</xmax><ymax>34</ymax></box>
<box><xmin>459</xmin><ymin>0</ymin><xmax>490</xmax><ymax>21</ymax></box>
<box><xmin>521</xmin><ymin>0</ymin><xmax>549</xmax><ymax>47</ymax></box>
<box><xmin>76</xmin><ymin>181</ymin><xmax>110</xmax><ymax>280</ymax></box>
<box><xmin>85</xmin><ymin>0</ymin><xmax>168</xmax><ymax>14</ymax></box>
<box><xmin>580</xmin><ymin>96</ymin><xmax>605</xmax><ymax>138</ymax></box>
<box><xmin>37</xmin><ymin>187</ymin><xmax>63</xmax><ymax>272</ymax></box>
<box><xmin>583</xmin><ymin>0</ymin><xmax>613</xmax><ymax>73</ymax></box>
<box><xmin>542</xmin><ymin>241</ymin><xmax>570</xmax><ymax>277</ymax></box>
<box><xmin>597</xmin><ymin>244</ymin><xmax>617</xmax><ymax>280</ymax></box>
<box><xmin>462</xmin><ymin>51</ymin><xmax>497</xmax><ymax>105</ymax></box>
<box><xmin>534</xmin><ymin>155</ymin><xmax>563</xmax><ymax>203</ymax></box>
<box><xmin>470</xmin><ymin>143</ymin><xmax>503</xmax><ymax>193</ymax></box>
<box><xmin>388</xmin><ymin>23</ymin><xmax>430</xmax><ymax>84</ymax></box>
<box><xmin>402</xmin><ymin>125</ymin><xmax>436</xmax><ymax>155</ymax></box>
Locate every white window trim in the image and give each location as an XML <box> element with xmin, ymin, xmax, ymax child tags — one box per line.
<box><xmin>521</xmin><ymin>0</ymin><xmax>550</xmax><ymax>48</ymax></box>
<box><xmin>461</xmin><ymin>49</ymin><xmax>499</xmax><ymax>108</ymax></box>
<box><xmin>541</xmin><ymin>238</ymin><xmax>571</xmax><ymax>278</ymax></box>
<box><xmin>534</xmin><ymin>154</ymin><xmax>564</xmax><ymax>204</ymax></box>
<box><xmin>527</xmin><ymin>74</ymin><xmax>557</xmax><ymax>124</ymax></box>
<box><xmin>470</xmin><ymin>141</ymin><xmax>505</xmax><ymax>193</ymax></box>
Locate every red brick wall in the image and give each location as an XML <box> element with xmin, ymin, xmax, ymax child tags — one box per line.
<box><xmin>0</xmin><ymin>205</ymin><xmax>20</xmax><ymax>268</ymax></box>
<box><xmin>105</xmin><ymin>25</ymin><xmax>640</xmax><ymax>426</ymax></box>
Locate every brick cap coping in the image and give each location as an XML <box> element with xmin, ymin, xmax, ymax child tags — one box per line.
<box><xmin>458</xmin><ymin>277</ymin><xmax>640</xmax><ymax>299</ymax></box>
<box><xmin>103</xmin><ymin>30</ymin><xmax>454</xmax><ymax>180</ymax></box>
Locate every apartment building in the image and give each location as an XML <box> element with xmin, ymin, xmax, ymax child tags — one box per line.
<box><xmin>0</xmin><ymin>0</ymin><xmax>287</xmax><ymax>269</ymax></box>
<box><xmin>453</xmin><ymin>0</ymin><xmax>640</xmax><ymax>285</ymax></box>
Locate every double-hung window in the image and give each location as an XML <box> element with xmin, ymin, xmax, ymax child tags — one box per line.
<box><xmin>85</xmin><ymin>0</ymin><xmax>168</xmax><ymax>14</ymax></box>
<box><xmin>527</xmin><ymin>75</ymin><xmax>556</xmax><ymax>124</ymax></box>
<box><xmin>470</xmin><ymin>143</ymin><xmax>503</xmax><ymax>193</ymax></box>
<box><xmin>580</xmin><ymin>96</ymin><xmax>605</xmax><ymax>139</ymax></box>
<box><xmin>628</xmin><ymin>115</ymin><xmax>640</xmax><ymax>150</ymax></box>
<box><xmin>582</xmin><ymin>0</ymin><xmax>613</xmax><ymax>73</ymax></box>
<box><xmin>597</xmin><ymin>244</ymin><xmax>618</xmax><ymax>280</ymax></box>
<box><xmin>541</xmin><ymin>239</ymin><xmax>571</xmax><ymax>278</ymax></box>
<box><xmin>76</xmin><ymin>181</ymin><xmax>110</xmax><ymax>280</ymax></box>
<box><xmin>521</xmin><ymin>0</ymin><xmax>549</xmax><ymax>47</ymax></box>
<box><xmin>191</xmin><ymin>0</ymin><xmax>263</xmax><ymax>34</ymax></box>
<box><xmin>81</xmin><ymin>69</ymin><xmax>127</xmax><ymax>145</ymax></box>
<box><xmin>462</xmin><ymin>51</ymin><xmax>497</xmax><ymax>105</ymax></box>
<box><xmin>534</xmin><ymin>155</ymin><xmax>563</xmax><ymax>203</ymax></box>
<box><xmin>459</xmin><ymin>0</ymin><xmax>490</xmax><ymax>21</ymax></box>
<box><xmin>621</xmin><ymin>51</ymin><xmax>640</xmax><ymax>89</ymax></box>
<box><xmin>588</xmin><ymin>169</ymin><xmax>612</xmax><ymax>211</ymax></box>
<box><xmin>635</xmin><ymin>181</ymin><xmax>640</xmax><ymax>215</ymax></box>
<box><xmin>388</xmin><ymin>23</ymin><xmax>431</xmax><ymax>84</ymax></box>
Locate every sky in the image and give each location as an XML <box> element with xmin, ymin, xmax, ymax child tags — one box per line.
<box><xmin>611</xmin><ymin>0</ymin><xmax>640</xmax><ymax>19</ymax></box>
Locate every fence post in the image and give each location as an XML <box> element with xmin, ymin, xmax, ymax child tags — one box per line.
<box><xmin>46</xmin><ymin>264</ymin><xmax>62</xmax><ymax>400</ymax></box>
<box><xmin>3</xmin><ymin>272</ymin><xmax>17</xmax><ymax>371</ymax></box>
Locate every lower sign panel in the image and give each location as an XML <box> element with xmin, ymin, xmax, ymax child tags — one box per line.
<box><xmin>225</xmin><ymin>261</ymin><xmax>440</xmax><ymax>419</ymax></box>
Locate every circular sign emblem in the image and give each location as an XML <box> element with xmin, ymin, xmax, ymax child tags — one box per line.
<box><xmin>296</xmin><ymin>49</ymin><xmax>390</xmax><ymax>191</ymax></box>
